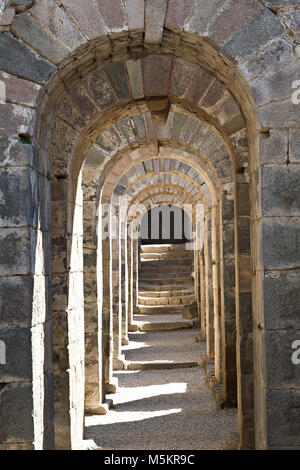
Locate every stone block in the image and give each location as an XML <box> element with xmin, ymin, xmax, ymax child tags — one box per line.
<box><xmin>0</xmin><ymin>71</ymin><xmax>42</xmax><ymax>108</ymax></box>
<box><xmin>264</xmin><ymin>389</ymin><xmax>300</xmax><ymax>448</ymax></box>
<box><xmin>259</xmin><ymin>99</ymin><xmax>300</xmax><ymax>128</ymax></box>
<box><xmin>126</xmin><ymin>0</ymin><xmax>144</xmax><ymax>30</ymax></box>
<box><xmin>0</xmin><ymin>102</ymin><xmax>35</xmax><ymax>136</ymax></box>
<box><xmin>262</xmin><ymin>216</ymin><xmax>300</xmax><ymax>270</ymax></box>
<box><xmin>261</xmin><ymin>330</ymin><xmax>300</xmax><ymax>389</ymax></box>
<box><xmin>239</xmin><ymin>37</ymin><xmax>294</xmax><ymax>81</ymax></box>
<box><xmin>97</xmin><ymin>0</ymin><xmax>128</xmax><ymax>32</ymax></box>
<box><xmin>223</xmin><ymin>8</ymin><xmax>284</xmax><ymax>60</ymax></box>
<box><xmin>184</xmin><ymin>66</ymin><xmax>214</xmax><ymax>104</ymax></box>
<box><xmin>145</xmin><ymin>0</ymin><xmax>167</xmax><ymax>44</ymax></box>
<box><xmin>84</xmin><ymin>68</ymin><xmax>118</xmax><ymax>110</ymax></box>
<box><xmin>261</xmin><ymin>164</ymin><xmax>300</xmax><ymax>217</ymax></box>
<box><xmin>104</xmin><ymin>62</ymin><xmax>130</xmax><ymax>100</ymax></box>
<box><xmin>209</xmin><ymin>0</ymin><xmax>262</xmax><ymax>46</ymax></box>
<box><xmin>0</xmin><ymin>166</ymin><xmax>39</xmax><ymax>228</ymax></box>
<box><xmin>259</xmin><ymin>129</ymin><xmax>288</xmax><ymax>165</ymax></box>
<box><xmin>67</xmin><ymin>84</ymin><xmax>98</xmax><ymax>120</ymax></box>
<box><xmin>290</xmin><ymin>128</ymin><xmax>300</xmax><ymax>163</ymax></box>
<box><xmin>30</xmin><ymin>0</ymin><xmax>86</xmax><ymax>53</ymax></box>
<box><xmin>0</xmin><ymin>7</ymin><xmax>15</xmax><ymax>25</ymax></box>
<box><xmin>165</xmin><ymin>0</ymin><xmax>193</xmax><ymax>31</ymax></box>
<box><xmin>11</xmin><ymin>13</ymin><xmax>69</xmax><ymax>64</ymax></box>
<box><xmin>126</xmin><ymin>59</ymin><xmax>144</xmax><ymax>98</ymax></box>
<box><xmin>142</xmin><ymin>55</ymin><xmax>172</xmax><ymax>96</ymax></box>
<box><xmin>0</xmin><ymin>227</ymin><xmax>38</xmax><ymax>276</ymax></box>
<box><xmin>0</xmin><ymin>33</ymin><xmax>54</xmax><ymax>84</ymax></box>
<box><xmin>237</xmin><ymin>216</ymin><xmax>251</xmax><ymax>254</ymax></box>
<box><xmin>261</xmin><ymin>269</ymin><xmax>300</xmax><ymax>330</ymax></box>
<box><xmin>0</xmin><ymin>328</ymin><xmax>32</xmax><ymax>381</ymax></box>
<box><xmin>60</xmin><ymin>0</ymin><xmax>106</xmax><ymax>40</ymax></box>
<box><xmin>184</xmin><ymin>0</ymin><xmax>225</xmax><ymax>35</ymax></box>
<box><xmin>0</xmin><ymin>382</ymin><xmax>34</xmax><ymax>442</ymax></box>
<box><xmin>0</xmin><ymin>276</ymin><xmax>35</xmax><ymax>328</ymax></box>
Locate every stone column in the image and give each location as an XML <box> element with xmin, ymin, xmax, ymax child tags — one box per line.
<box><xmin>0</xmin><ymin>136</ymin><xmax>54</xmax><ymax>449</ymax></box>
<box><xmin>213</xmin><ymin>204</ymin><xmax>222</xmax><ymax>383</ymax></box>
<box><xmin>52</xmin><ymin>172</ymin><xmax>85</xmax><ymax>450</ymax></box>
<box><xmin>220</xmin><ymin>190</ymin><xmax>237</xmax><ymax>406</ymax></box>
<box><xmin>132</xmin><ymin>238</ymin><xmax>139</xmax><ymax>316</ymax></box>
<box><xmin>99</xmin><ymin>200</ymin><xmax>116</xmax><ymax>394</ymax></box>
<box><xmin>111</xmin><ymin>206</ymin><xmax>124</xmax><ymax>371</ymax></box>
<box><xmin>199</xmin><ymin>251</ymin><xmax>206</xmax><ymax>339</ymax></box>
<box><xmin>120</xmin><ymin>221</ymin><xmax>129</xmax><ymax>345</ymax></box>
<box><xmin>83</xmin><ymin>196</ymin><xmax>107</xmax><ymax>415</ymax></box>
<box><xmin>204</xmin><ymin>210</ymin><xmax>214</xmax><ymax>357</ymax></box>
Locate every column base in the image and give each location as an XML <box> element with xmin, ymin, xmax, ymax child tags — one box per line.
<box><xmin>105</xmin><ymin>377</ymin><xmax>119</xmax><ymax>394</ymax></box>
<box><xmin>85</xmin><ymin>399</ymin><xmax>113</xmax><ymax>416</ymax></box>
<box><xmin>128</xmin><ymin>323</ymin><xmax>138</xmax><ymax>332</ymax></box>
<box><xmin>113</xmin><ymin>354</ymin><xmax>126</xmax><ymax>370</ymax></box>
<box><xmin>122</xmin><ymin>337</ymin><xmax>129</xmax><ymax>345</ymax></box>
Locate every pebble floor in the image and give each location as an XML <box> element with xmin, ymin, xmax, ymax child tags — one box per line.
<box><xmin>84</xmin><ymin>327</ymin><xmax>238</xmax><ymax>450</ymax></box>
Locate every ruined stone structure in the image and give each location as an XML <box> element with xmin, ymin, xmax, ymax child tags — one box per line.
<box><xmin>0</xmin><ymin>0</ymin><xmax>299</xmax><ymax>450</ymax></box>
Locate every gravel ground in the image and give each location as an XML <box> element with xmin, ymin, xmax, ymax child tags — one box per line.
<box><xmin>123</xmin><ymin>328</ymin><xmax>203</xmax><ymax>363</ymax></box>
<box><xmin>84</xmin><ymin>328</ymin><xmax>238</xmax><ymax>450</ymax></box>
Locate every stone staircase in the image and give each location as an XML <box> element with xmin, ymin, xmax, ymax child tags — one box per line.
<box><xmin>138</xmin><ymin>244</ymin><xmax>198</xmax><ymax>320</ymax></box>
<box><xmin>120</xmin><ymin>244</ymin><xmax>200</xmax><ymax>372</ymax></box>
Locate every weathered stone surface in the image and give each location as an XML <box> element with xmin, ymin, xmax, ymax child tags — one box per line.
<box><xmin>249</xmin><ymin>60</ymin><xmax>300</xmax><ymax>106</ymax></box>
<box><xmin>209</xmin><ymin>0</ymin><xmax>262</xmax><ymax>45</ymax></box>
<box><xmin>184</xmin><ymin>0</ymin><xmax>225</xmax><ymax>35</ymax></box>
<box><xmin>0</xmin><ymin>33</ymin><xmax>54</xmax><ymax>84</ymax></box>
<box><xmin>11</xmin><ymin>13</ymin><xmax>70</xmax><ymax>64</ymax></box>
<box><xmin>84</xmin><ymin>68</ymin><xmax>118</xmax><ymax>110</ymax></box>
<box><xmin>165</xmin><ymin>0</ymin><xmax>193</xmax><ymax>31</ymax></box>
<box><xmin>0</xmin><ymin>102</ymin><xmax>35</xmax><ymax>136</ymax></box>
<box><xmin>0</xmin><ymin>72</ymin><xmax>42</xmax><ymax>108</ymax></box>
<box><xmin>259</xmin><ymin>99</ymin><xmax>300</xmax><ymax>128</ymax></box>
<box><xmin>261</xmin><ymin>165</ymin><xmax>300</xmax><ymax>216</ymax></box>
<box><xmin>142</xmin><ymin>55</ymin><xmax>172</xmax><ymax>95</ymax></box>
<box><xmin>145</xmin><ymin>0</ymin><xmax>168</xmax><ymax>44</ymax></box>
<box><xmin>0</xmin><ymin>7</ymin><xmax>15</xmax><ymax>25</ymax></box>
<box><xmin>97</xmin><ymin>0</ymin><xmax>128</xmax><ymax>32</ymax></box>
<box><xmin>30</xmin><ymin>0</ymin><xmax>86</xmax><ymax>53</ymax></box>
<box><xmin>0</xmin><ymin>276</ymin><xmax>34</xmax><ymax>328</ymax></box>
<box><xmin>0</xmin><ymin>167</ymin><xmax>38</xmax><ymax>227</ymax></box>
<box><xmin>0</xmin><ymin>383</ymin><xmax>34</xmax><ymax>442</ymax></box>
<box><xmin>223</xmin><ymin>8</ymin><xmax>284</xmax><ymax>59</ymax></box>
<box><xmin>169</xmin><ymin>58</ymin><xmax>197</xmax><ymax>98</ymax></box>
<box><xmin>239</xmin><ymin>38</ymin><xmax>294</xmax><ymax>81</ymax></box>
<box><xmin>60</xmin><ymin>0</ymin><xmax>107</xmax><ymax>40</ymax></box>
<box><xmin>126</xmin><ymin>0</ymin><xmax>144</xmax><ymax>30</ymax></box>
<box><xmin>104</xmin><ymin>62</ymin><xmax>130</xmax><ymax>100</ymax></box>
<box><xmin>259</xmin><ymin>130</ymin><xmax>288</xmax><ymax>165</ymax></box>
<box><xmin>126</xmin><ymin>59</ymin><xmax>144</xmax><ymax>98</ymax></box>
<box><xmin>290</xmin><ymin>128</ymin><xmax>300</xmax><ymax>162</ymax></box>
<box><xmin>262</xmin><ymin>216</ymin><xmax>300</xmax><ymax>270</ymax></box>
<box><xmin>0</xmin><ymin>328</ymin><xmax>32</xmax><ymax>381</ymax></box>
<box><xmin>184</xmin><ymin>66</ymin><xmax>214</xmax><ymax>104</ymax></box>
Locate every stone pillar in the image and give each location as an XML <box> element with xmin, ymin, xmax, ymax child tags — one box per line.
<box><xmin>120</xmin><ymin>221</ymin><xmax>129</xmax><ymax>345</ymax></box>
<box><xmin>52</xmin><ymin>172</ymin><xmax>85</xmax><ymax>450</ymax></box>
<box><xmin>199</xmin><ymin>251</ymin><xmax>206</xmax><ymax>339</ymax></box>
<box><xmin>212</xmin><ymin>204</ymin><xmax>222</xmax><ymax>382</ymax></box>
<box><xmin>236</xmin><ymin>168</ymin><xmax>254</xmax><ymax>449</ymax></box>
<box><xmin>111</xmin><ymin>206</ymin><xmax>124</xmax><ymax>371</ymax></box>
<box><xmin>99</xmin><ymin>200</ymin><xmax>116</xmax><ymax>394</ymax></box>
<box><xmin>204</xmin><ymin>210</ymin><xmax>214</xmax><ymax>357</ymax></box>
<box><xmin>220</xmin><ymin>191</ymin><xmax>237</xmax><ymax>406</ymax></box>
<box><xmin>0</xmin><ymin>136</ymin><xmax>54</xmax><ymax>449</ymax></box>
<box><xmin>132</xmin><ymin>238</ymin><xmax>139</xmax><ymax>316</ymax></box>
<box><xmin>127</xmin><ymin>224</ymin><xmax>133</xmax><ymax>329</ymax></box>
<box><xmin>83</xmin><ymin>196</ymin><xmax>107</xmax><ymax>415</ymax></box>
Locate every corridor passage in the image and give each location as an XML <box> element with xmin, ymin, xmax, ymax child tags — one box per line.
<box><xmin>84</xmin><ymin>245</ymin><xmax>238</xmax><ymax>450</ymax></box>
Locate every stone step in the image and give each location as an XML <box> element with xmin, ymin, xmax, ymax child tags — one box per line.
<box><xmin>140</xmin><ymin>266</ymin><xmax>192</xmax><ymax>274</ymax></box>
<box><xmin>140</xmin><ymin>252</ymin><xmax>192</xmax><ymax>260</ymax></box>
<box><xmin>138</xmin><ymin>305</ymin><xmax>198</xmax><ymax>317</ymax></box>
<box><xmin>139</xmin><ymin>283</ymin><xmax>194</xmax><ymax>291</ymax></box>
<box><xmin>138</xmin><ymin>295</ymin><xmax>195</xmax><ymax>306</ymax></box>
<box><xmin>124</xmin><ymin>360</ymin><xmax>199</xmax><ymax>371</ymax></box>
<box><xmin>138</xmin><ymin>289</ymin><xmax>194</xmax><ymax>298</ymax></box>
<box><xmin>134</xmin><ymin>319</ymin><xmax>194</xmax><ymax>332</ymax></box>
<box><xmin>141</xmin><ymin>258</ymin><xmax>192</xmax><ymax>267</ymax></box>
<box><xmin>139</xmin><ymin>273</ymin><xmax>193</xmax><ymax>280</ymax></box>
<box><xmin>141</xmin><ymin>244</ymin><xmax>189</xmax><ymax>254</ymax></box>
